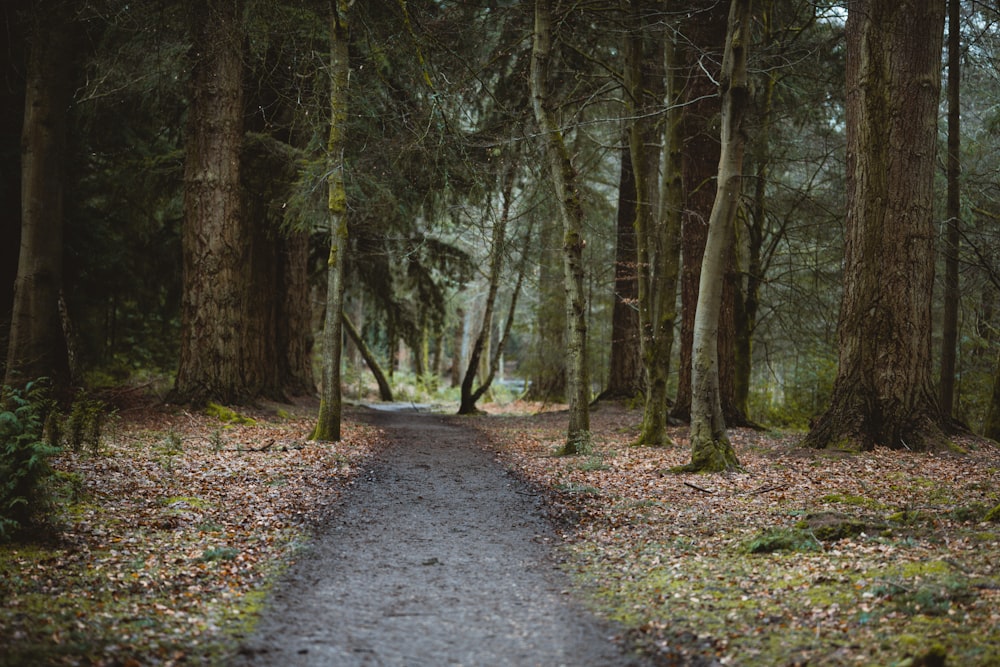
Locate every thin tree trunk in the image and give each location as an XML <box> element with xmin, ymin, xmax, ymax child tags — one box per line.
<box><xmin>678</xmin><ymin>0</ymin><xmax>750</xmax><ymax>473</ymax></box>
<box><xmin>939</xmin><ymin>0</ymin><xmax>961</xmax><ymax>423</ymax></box>
<box><xmin>530</xmin><ymin>0</ymin><xmax>591</xmax><ymax>454</ymax></box>
<box><xmin>342</xmin><ymin>313</ymin><xmax>393</xmax><ymax>402</ymax></box>
<box><xmin>804</xmin><ymin>0</ymin><xmax>946</xmax><ymax>452</ymax></box>
<box><xmin>460</xmin><ymin>161</ymin><xmax>517</xmax><ymax>414</ymax></box>
<box><xmin>5</xmin><ymin>3</ymin><xmax>76</xmax><ymax>391</ymax></box>
<box><xmin>312</xmin><ymin>0</ymin><xmax>352</xmax><ymax>441</ymax></box>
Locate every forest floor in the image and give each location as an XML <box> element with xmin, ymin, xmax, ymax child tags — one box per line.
<box><xmin>1</xmin><ymin>396</ymin><xmax>999</xmax><ymax>666</ymax></box>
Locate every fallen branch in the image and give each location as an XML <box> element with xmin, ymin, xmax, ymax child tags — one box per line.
<box><xmin>684</xmin><ymin>481</ymin><xmax>716</xmax><ymax>494</ymax></box>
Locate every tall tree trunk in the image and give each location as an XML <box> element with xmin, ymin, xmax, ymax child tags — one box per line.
<box><xmin>679</xmin><ymin>0</ymin><xmax>750</xmax><ymax>473</ymax></box>
<box><xmin>5</xmin><ymin>2</ymin><xmax>77</xmax><ymax>391</ymax></box>
<box><xmin>670</xmin><ymin>2</ymin><xmax>741</xmax><ymax>425</ymax></box>
<box><xmin>172</xmin><ymin>0</ymin><xmax>255</xmax><ymax>406</ymax></box>
<box><xmin>312</xmin><ymin>0</ymin><xmax>351</xmax><ymax>441</ymax></box>
<box><xmin>601</xmin><ymin>139</ymin><xmax>643</xmax><ymax>401</ymax></box>
<box><xmin>939</xmin><ymin>0</ymin><xmax>961</xmax><ymax>424</ymax></box>
<box><xmin>626</xmin><ymin>0</ymin><xmax>676</xmax><ymax>447</ymax></box>
<box><xmin>804</xmin><ymin>0</ymin><xmax>946</xmax><ymax>452</ymax></box>
<box><xmin>530</xmin><ymin>0</ymin><xmax>591</xmax><ymax>454</ymax></box>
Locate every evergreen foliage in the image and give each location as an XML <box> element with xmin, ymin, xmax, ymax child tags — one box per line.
<box><xmin>0</xmin><ymin>381</ymin><xmax>59</xmax><ymax>540</ymax></box>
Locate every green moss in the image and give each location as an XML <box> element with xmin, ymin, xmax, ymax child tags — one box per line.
<box><xmin>744</xmin><ymin>527</ymin><xmax>822</xmax><ymax>554</ymax></box>
<box><xmin>984</xmin><ymin>503</ymin><xmax>1000</xmax><ymax>523</ymax></box>
<box><xmin>205</xmin><ymin>403</ymin><xmax>256</xmax><ymax>425</ymax></box>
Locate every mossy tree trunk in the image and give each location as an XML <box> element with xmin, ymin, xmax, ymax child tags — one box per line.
<box><xmin>804</xmin><ymin>0</ymin><xmax>946</xmax><ymax>452</ymax></box>
<box><xmin>626</xmin><ymin>0</ymin><xmax>677</xmax><ymax>447</ymax></box>
<box><xmin>5</xmin><ymin>1</ymin><xmax>77</xmax><ymax>391</ymax></box>
<box><xmin>312</xmin><ymin>0</ymin><xmax>352</xmax><ymax>442</ymax></box>
<box><xmin>530</xmin><ymin>0</ymin><xmax>591</xmax><ymax>454</ymax></box>
<box><xmin>680</xmin><ymin>0</ymin><xmax>751</xmax><ymax>474</ymax></box>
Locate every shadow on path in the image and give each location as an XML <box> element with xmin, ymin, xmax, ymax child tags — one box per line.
<box><xmin>234</xmin><ymin>408</ymin><xmax>645</xmax><ymax>666</ymax></box>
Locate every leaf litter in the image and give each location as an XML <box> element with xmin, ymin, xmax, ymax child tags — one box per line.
<box><xmin>0</xmin><ymin>399</ymin><xmax>380</xmax><ymax>666</ymax></box>
<box><xmin>4</xmin><ymin>398</ymin><xmax>1000</xmax><ymax>666</ymax></box>
<box><xmin>474</xmin><ymin>402</ymin><xmax>1000</xmax><ymax>666</ymax></box>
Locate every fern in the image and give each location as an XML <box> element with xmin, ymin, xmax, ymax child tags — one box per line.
<box><xmin>0</xmin><ymin>381</ymin><xmax>60</xmax><ymax>540</ymax></box>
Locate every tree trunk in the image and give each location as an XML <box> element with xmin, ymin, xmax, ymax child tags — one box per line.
<box><xmin>172</xmin><ymin>0</ymin><xmax>255</xmax><ymax>406</ymax></box>
<box><xmin>312</xmin><ymin>1</ymin><xmax>351</xmax><ymax>441</ymax></box>
<box><xmin>600</xmin><ymin>139</ymin><xmax>643</xmax><ymax>401</ymax></box>
<box><xmin>804</xmin><ymin>0</ymin><xmax>946</xmax><ymax>452</ymax></box>
<box><xmin>531</xmin><ymin>0</ymin><xmax>591</xmax><ymax>454</ymax></box>
<box><xmin>626</xmin><ymin>0</ymin><xmax>676</xmax><ymax>446</ymax></box>
<box><xmin>342</xmin><ymin>313</ymin><xmax>393</xmax><ymax>402</ymax></box>
<box><xmin>670</xmin><ymin>2</ymin><xmax>743</xmax><ymax>425</ymax></box>
<box><xmin>526</xmin><ymin>213</ymin><xmax>567</xmax><ymax>402</ymax></box>
<box><xmin>459</xmin><ymin>161</ymin><xmax>518</xmax><ymax>415</ymax></box>
<box><xmin>679</xmin><ymin>0</ymin><xmax>750</xmax><ymax>474</ymax></box>
<box><xmin>4</xmin><ymin>3</ymin><xmax>76</xmax><ymax>391</ymax></box>
<box><xmin>277</xmin><ymin>230</ymin><xmax>315</xmax><ymax>397</ymax></box>
<box><xmin>939</xmin><ymin>0</ymin><xmax>961</xmax><ymax>424</ymax></box>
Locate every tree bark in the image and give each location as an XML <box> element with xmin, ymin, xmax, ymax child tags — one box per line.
<box><xmin>4</xmin><ymin>2</ymin><xmax>77</xmax><ymax>391</ymax></box>
<box><xmin>669</xmin><ymin>2</ymin><xmax>745</xmax><ymax>426</ymax></box>
<box><xmin>526</xmin><ymin>213</ymin><xmax>567</xmax><ymax>402</ymax></box>
<box><xmin>625</xmin><ymin>0</ymin><xmax>676</xmax><ymax>447</ymax></box>
<box><xmin>939</xmin><ymin>0</ymin><xmax>961</xmax><ymax>423</ymax></box>
<box><xmin>804</xmin><ymin>0</ymin><xmax>946</xmax><ymax>452</ymax></box>
<box><xmin>600</xmin><ymin>139</ymin><xmax>643</xmax><ymax>401</ymax></box>
<box><xmin>678</xmin><ymin>0</ymin><xmax>750</xmax><ymax>473</ymax></box>
<box><xmin>172</xmin><ymin>0</ymin><xmax>255</xmax><ymax>406</ymax></box>
<box><xmin>312</xmin><ymin>0</ymin><xmax>352</xmax><ymax>441</ymax></box>
<box><xmin>530</xmin><ymin>0</ymin><xmax>591</xmax><ymax>454</ymax></box>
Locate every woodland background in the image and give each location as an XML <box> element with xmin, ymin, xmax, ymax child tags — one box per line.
<box><xmin>3</xmin><ymin>2</ymin><xmax>1000</xmax><ymax>467</ymax></box>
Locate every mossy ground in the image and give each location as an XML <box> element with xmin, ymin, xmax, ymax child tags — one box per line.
<box><xmin>481</xmin><ymin>404</ymin><xmax>1000</xmax><ymax>666</ymax></box>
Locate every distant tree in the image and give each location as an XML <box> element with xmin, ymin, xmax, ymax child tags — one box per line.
<box><xmin>459</xmin><ymin>159</ymin><xmax>527</xmax><ymax>415</ymax></box>
<box><xmin>805</xmin><ymin>0</ymin><xmax>946</xmax><ymax>451</ymax></box>
<box><xmin>5</xmin><ymin>1</ymin><xmax>79</xmax><ymax>391</ymax></box>
<box><xmin>679</xmin><ymin>0</ymin><xmax>750</xmax><ymax>473</ymax></box>
<box><xmin>530</xmin><ymin>0</ymin><xmax>591</xmax><ymax>453</ymax></box>
<box><xmin>601</xmin><ymin>139</ymin><xmax>643</xmax><ymax>402</ymax></box>
<box><xmin>939</xmin><ymin>0</ymin><xmax>962</xmax><ymax>424</ymax></box>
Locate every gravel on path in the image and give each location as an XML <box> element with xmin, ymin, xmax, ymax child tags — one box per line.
<box><xmin>233</xmin><ymin>407</ymin><xmax>646</xmax><ymax>667</ymax></box>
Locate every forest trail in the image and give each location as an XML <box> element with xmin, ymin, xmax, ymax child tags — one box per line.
<box><xmin>233</xmin><ymin>407</ymin><xmax>644</xmax><ymax>667</ymax></box>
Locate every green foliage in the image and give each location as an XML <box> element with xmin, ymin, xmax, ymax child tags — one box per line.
<box><xmin>0</xmin><ymin>382</ymin><xmax>60</xmax><ymax>540</ymax></box>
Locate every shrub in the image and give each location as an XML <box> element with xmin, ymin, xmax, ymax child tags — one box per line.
<box><xmin>0</xmin><ymin>381</ymin><xmax>60</xmax><ymax>540</ymax></box>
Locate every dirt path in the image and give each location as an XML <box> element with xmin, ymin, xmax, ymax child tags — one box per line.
<box><xmin>234</xmin><ymin>407</ymin><xmax>645</xmax><ymax>666</ymax></box>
